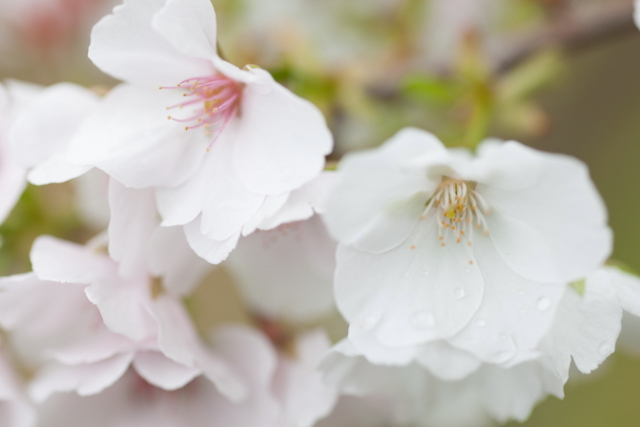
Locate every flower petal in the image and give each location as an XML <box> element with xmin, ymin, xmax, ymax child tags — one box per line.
<box><xmin>415</xmin><ymin>342</ymin><xmax>481</xmax><ymax>381</ymax></box>
<box><xmin>336</xmin><ymin>220</ymin><xmax>483</xmax><ymax>347</ymax></box>
<box><xmin>606</xmin><ymin>266</ymin><xmax>640</xmax><ymax>317</ymax></box>
<box><xmin>449</xmin><ymin>237</ymin><xmax>565</xmax><ymax>366</ymax></box>
<box><xmin>89</xmin><ymin>0</ymin><xmax>213</xmax><ymax>87</ymax></box>
<box><xmin>152</xmin><ymin>0</ymin><xmax>218</xmax><ymax>62</ymax></box>
<box><xmin>482</xmin><ymin>150</ymin><xmax>611</xmax><ymax>283</ymax></box>
<box><xmin>29</xmin><ymin>353</ymin><xmax>134</xmax><ymax>403</ymax></box>
<box><xmin>325</xmin><ymin>128</ymin><xmax>444</xmax><ymax>253</ymax></box>
<box><xmin>184</xmin><ymin>218</ymin><xmax>241</xmax><ymax>265</ymax></box>
<box><xmin>232</xmin><ymin>68</ymin><xmax>333</xmax><ymax>196</ymax></box>
<box><xmin>132</xmin><ymin>351</ymin><xmax>200</xmax><ymax>390</ymax></box>
<box><xmin>68</xmin><ymin>84</ymin><xmax>208</xmax><ymax>188</ymax></box>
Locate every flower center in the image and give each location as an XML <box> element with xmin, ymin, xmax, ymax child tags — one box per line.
<box><xmin>160</xmin><ymin>74</ymin><xmax>243</xmax><ymax>150</ymax></box>
<box><xmin>421</xmin><ymin>179</ymin><xmax>491</xmax><ymax>246</ymax></box>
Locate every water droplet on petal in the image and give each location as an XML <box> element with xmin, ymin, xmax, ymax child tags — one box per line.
<box><xmin>454</xmin><ymin>288</ymin><xmax>466</xmax><ymax>299</ymax></box>
<box><xmin>499</xmin><ymin>333</ymin><xmax>508</xmax><ymax>341</ymax></box>
<box><xmin>598</xmin><ymin>341</ymin><xmax>613</xmax><ymax>355</ymax></box>
<box><xmin>423</xmin><ymin>270</ymin><xmax>430</xmax><ymax>277</ymax></box>
<box><xmin>537</xmin><ymin>297</ymin><xmax>552</xmax><ymax>311</ymax></box>
<box><xmin>475</xmin><ymin>319</ymin><xmax>486</xmax><ymax>327</ymax></box>
<box><xmin>518</xmin><ymin>289</ymin><xmax>525</xmax><ymax>296</ymax></box>
<box><xmin>411</xmin><ymin>311</ymin><xmax>436</xmax><ymax>329</ymax></box>
<box><xmin>463</xmin><ymin>267</ymin><xmax>471</xmax><ymax>274</ymax></box>
<box><xmin>359</xmin><ymin>316</ymin><xmax>378</xmax><ymax>331</ymax></box>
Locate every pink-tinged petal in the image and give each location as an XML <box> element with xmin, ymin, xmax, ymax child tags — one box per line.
<box><xmin>148</xmin><ymin>226</ymin><xmax>212</xmax><ymax>296</ymax></box>
<box><xmin>342</xmin><ymin>328</ymin><xmax>418</xmax><ymax>366</ymax></box>
<box><xmin>415</xmin><ymin>341</ymin><xmax>481</xmax><ymax>381</ymax></box>
<box><xmin>150</xmin><ymin>296</ymin><xmax>246</xmax><ymax>401</ymax></box>
<box><xmin>27</xmin><ymin>156</ymin><xmax>91</xmax><ymax>185</ymax></box>
<box><xmin>336</xmin><ymin>220</ymin><xmax>484</xmax><ymax>347</ymax></box>
<box><xmin>9</xmin><ymin>83</ymin><xmax>99</xmax><ymax>172</ymax></box>
<box><xmin>540</xmin><ymin>269</ymin><xmax>622</xmax><ymax>380</ymax></box>
<box><xmin>325</xmin><ymin>128</ymin><xmax>443</xmax><ymax>253</ymax></box>
<box><xmin>272</xmin><ymin>331</ymin><xmax>338</xmax><ymax>427</ymax></box>
<box><xmin>209</xmin><ymin>325</ymin><xmax>279</xmax><ymax>424</ymax></box>
<box><xmin>606</xmin><ymin>266</ymin><xmax>640</xmax><ymax>317</ymax></box>
<box><xmin>89</xmin><ymin>0</ymin><xmax>213</xmax><ymax>87</ymax></box>
<box><xmin>184</xmin><ymin>218</ymin><xmax>241</xmax><ymax>264</ymax></box>
<box><xmin>30</xmin><ymin>236</ymin><xmax>111</xmax><ymax>285</ymax></box>
<box><xmin>0</xmin><ymin>350</ymin><xmax>36</xmax><ymax>427</ymax></box>
<box><xmin>67</xmin><ymin>84</ymin><xmax>208</xmax><ymax>189</ymax></box>
<box><xmin>47</xmin><ymin>322</ymin><xmax>139</xmax><ymax>366</ymax></box>
<box><xmin>449</xmin><ymin>237</ymin><xmax>565</xmax><ymax>366</ymax></box>
<box><xmin>132</xmin><ymin>351</ymin><xmax>200</xmax><ymax>390</ymax></box>
<box><xmin>29</xmin><ymin>353</ymin><xmax>134</xmax><ymax>402</ymax></box>
<box><xmin>227</xmin><ymin>216</ymin><xmax>336</xmax><ymax>322</ymax></box>
<box><xmin>107</xmin><ymin>179</ymin><xmax>158</xmax><ymax>279</ymax></box>
<box><xmin>152</xmin><ymin>0</ymin><xmax>218</xmax><ymax>62</ymax></box>
<box><xmin>232</xmin><ymin>68</ymin><xmax>333</xmax><ymax>196</ymax></box>
<box><xmin>84</xmin><ymin>274</ymin><xmax>157</xmax><ymax>343</ymax></box>
<box><xmin>481</xmin><ymin>150</ymin><xmax>611</xmax><ymax>283</ymax></box>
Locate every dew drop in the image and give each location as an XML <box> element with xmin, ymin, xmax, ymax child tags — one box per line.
<box><xmin>411</xmin><ymin>311</ymin><xmax>436</xmax><ymax>329</ymax></box>
<box><xmin>499</xmin><ymin>333</ymin><xmax>508</xmax><ymax>341</ymax></box>
<box><xmin>598</xmin><ymin>341</ymin><xmax>613</xmax><ymax>355</ymax></box>
<box><xmin>463</xmin><ymin>267</ymin><xmax>471</xmax><ymax>274</ymax></box>
<box><xmin>517</xmin><ymin>289</ymin><xmax>525</xmax><ymax>296</ymax></box>
<box><xmin>423</xmin><ymin>270</ymin><xmax>430</xmax><ymax>277</ymax></box>
<box><xmin>359</xmin><ymin>316</ymin><xmax>378</xmax><ymax>331</ymax></box>
<box><xmin>475</xmin><ymin>319</ymin><xmax>486</xmax><ymax>328</ymax></box>
<box><xmin>454</xmin><ymin>288</ymin><xmax>466</xmax><ymax>300</ymax></box>
<box><xmin>536</xmin><ymin>297</ymin><xmax>552</xmax><ymax>311</ymax></box>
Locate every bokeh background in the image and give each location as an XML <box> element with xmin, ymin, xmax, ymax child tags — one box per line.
<box><xmin>1</xmin><ymin>0</ymin><xmax>639</xmax><ymax>425</ymax></box>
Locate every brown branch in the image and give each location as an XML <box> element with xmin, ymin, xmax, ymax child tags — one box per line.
<box><xmin>495</xmin><ymin>2</ymin><xmax>637</xmax><ymax>75</ymax></box>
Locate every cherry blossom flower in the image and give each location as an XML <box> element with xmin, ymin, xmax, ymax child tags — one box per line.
<box><xmin>64</xmin><ymin>0</ymin><xmax>333</xmax><ymax>264</ymax></box>
<box><xmin>321</xmin><ymin>266</ymin><xmax>640</xmax><ymax>425</ymax></box>
<box><xmin>324</xmin><ymin>128</ymin><xmax>612</xmax><ymax>349</ymax></box>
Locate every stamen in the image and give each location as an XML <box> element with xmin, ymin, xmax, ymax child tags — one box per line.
<box><xmin>160</xmin><ymin>74</ymin><xmax>243</xmax><ymax>150</ymax></box>
<box><xmin>421</xmin><ymin>179</ymin><xmax>492</xmax><ymax>246</ymax></box>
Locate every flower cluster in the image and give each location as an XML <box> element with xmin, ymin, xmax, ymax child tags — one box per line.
<box><xmin>0</xmin><ymin>0</ymin><xmax>639</xmax><ymax>426</ymax></box>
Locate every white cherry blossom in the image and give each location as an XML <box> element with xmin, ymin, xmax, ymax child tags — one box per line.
<box><xmin>0</xmin><ymin>348</ymin><xmax>35</xmax><ymax>427</ymax></box>
<box><xmin>64</xmin><ymin>0</ymin><xmax>332</xmax><ymax>264</ymax></box>
<box><xmin>321</xmin><ymin>266</ymin><xmax>640</xmax><ymax>425</ymax></box>
<box><xmin>324</xmin><ymin>128</ymin><xmax>611</xmax><ymax>348</ymax></box>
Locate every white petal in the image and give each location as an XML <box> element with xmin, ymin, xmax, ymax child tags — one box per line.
<box><xmin>335</xmin><ymin>220</ymin><xmax>483</xmax><ymax>347</ymax></box>
<box><xmin>108</xmin><ymin>179</ymin><xmax>159</xmax><ymax>279</ymax></box>
<box><xmin>68</xmin><ymin>84</ymin><xmax>208</xmax><ymax>188</ymax></box>
<box><xmin>482</xmin><ymin>149</ymin><xmax>611</xmax><ymax>283</ymax></box>
<box><xmin>450</xmin><ymin>237</ymin><xmax>565</xmax><ymax>366</ymax></box>
<box><xmin>540</xmin><ymin>270</ymin><xmax>622</xmax><ymax>379</ymax></box>
<box><xmin>89</xmin><ymin>0</ymin><xmax>213</xmax><ymax>87</ymax></box>
<box><xmin>9</xmin><ymin>83</ymin><xmax>99</xmax><ymax>173</ymax></box>
<box><xmin>0</xmin><ymin>144</ymin><xmax>26</xmax><ymax>224</ymax></box>
<box><xmin>0</xmin><ymin>350</ymin><xmax>35</xmax><ymax>427</ymax></box>
<box><xmin>27</xmin><ymin>156</ymin><xmax>91</xmax><ymax>185</ymax></box>
<box><xmin>148</xmin><ymin>226</ymin><xmax>212</xmax><ymax>296</ymax></box>
<box><xmin>30</xmin><ymin>236</ymin><xmax>110</xmax><ymax>285</ymax></box>
<box><xmin>132</xmin><ymin>351</ymin><xmax>200</xmax><ymax>390</ymax></box>
<box><xmin>152</xmin><ymin>0</ymin><xmax>218</xmax><ymax>61</ymax></box>
<box><xmin>184</xmin><ymin>218</ymin><xmax>241</xmax><ymax>265</ymax></box>
<box><xmin>475</xmin><ymin>361</ymin><xmax>563</xmax><ymax>423</ymax></box>
<box><xmin>606</xmin><ymin>266</ymin><xmax>640</xmax><ymax>317</ymax></box>
<box><xmin>325</xmin><ymin>128</ymin><xmax>444</xmax><ymax>253</ymax></box>
<box><xmin>415</xmin><ymin>341</ymin><xmax>481</xmax><ymax>381</ymax></box>
<box><xmin>29</xmin><ymin>353</ymin><xmax>133</xmax><ymax>402</ymax></box>
<box><xmin>232</xmin><ymin>68</ymin><xmax>333</xmax><ymax>196</ymax></box>
<box><xmin>227</xmin><ymin>216</ymin><xmax>336</xmax><ymax>322</ymax></box>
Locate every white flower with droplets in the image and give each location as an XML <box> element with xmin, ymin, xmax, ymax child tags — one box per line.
<box><xmin>65</xmin><ymin>0</ymin><xmax>333</xmax><ymax>264</ymax></box>
<box><xmin>324</xmin><ymin>128</ymin><xmax>611</xmax><ymax>351</ymax></box>
<box><xmin>321</xmin><ymin>266</ymin><xmax>640</xmax><ymax>425</ymax></box>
